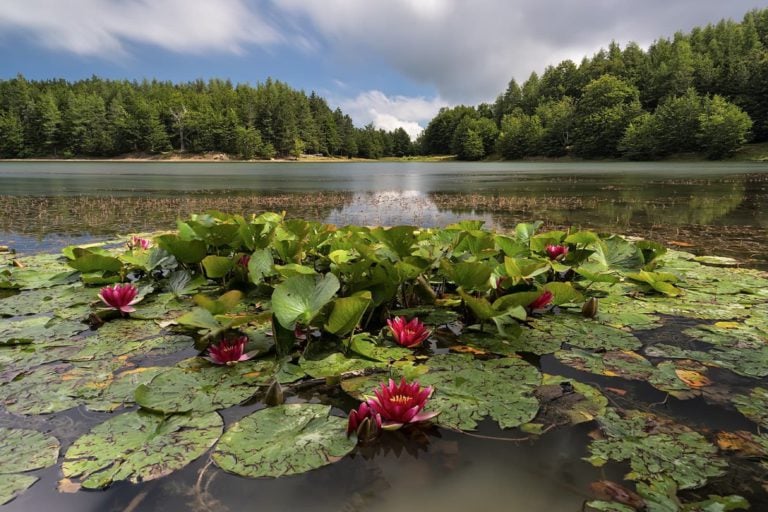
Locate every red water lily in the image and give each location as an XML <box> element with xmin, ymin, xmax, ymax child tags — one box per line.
<box><xmin>528</xmin><ymin>290</ymin><xmax>554</xmax><ymax>310</ymax></box>
<box><xmin>545</xmin><ymin>244</ymin><xmax>569</xmax><ymax>261</ymax></box>
<box><xmin>387</xmin><ymin>316</ymin><xmax>431</xmax><ymax>348</ymax></box>
<box><xmin>129</xmin><ymin>236</ymin><xmax>151</xmax><ymax>250</ymax></box>
<box><xmin>237</xmin><ymin>254</ymin><xmax>251</xmax><ymax>268</ymax></box>
<box><xmin>368</xmin><ymin>378</ymin><xmax>439</xmax><ymax>430</ymax></box>
<box><xmin>347</xmin><ymin>401</ymin><xmax>382</xmax><ymax>441</ymax></box>
<box><xmin>206</xmin><ymin>336</ymin><xmax>252</xmax><ymax>366</ymax></box>
<box><xmin>98</xmin><ymin>283</ymin><xmax>140</xmax><ymax>314</ymax></box>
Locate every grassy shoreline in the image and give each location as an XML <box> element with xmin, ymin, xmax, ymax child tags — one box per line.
<box><xmin>2</xmin><ymin>142</ymin><xmax>766</xmax><ymax>163</ymax></box>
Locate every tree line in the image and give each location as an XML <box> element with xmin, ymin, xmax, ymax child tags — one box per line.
<box><xmin>0</xmin><ymin>76</ymin><xmax>416</xmax><ymax>159</ymax></box>
<box><xmin>419</xmin><ymin>8</ymin><xmax>767</xmax><ymax>160</ymax></box>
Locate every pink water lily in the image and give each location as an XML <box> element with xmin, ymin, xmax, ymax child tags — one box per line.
<box><xmin>545</xmin><ymin>244</ymin><xmax>569</xmax><ymax>261</ymax></box>
<box><xmin>98</xmin><ymin>283</ymin><xmax>140</xmax><ymax>314</ymax></box>
<box><xmin>528</xmin><ymin>290</ymin><xmax>554</xmax><ymax>310</ymax></box>
<box><xmin>206</xmin><ymin>336</ymin><xmax>251</xmax><ymax>366</ymax></box>
<box><xmin>347</xmin><ymin>401</ymin><xmax>382</xmax><ymax>441</ymax></box>
<box><xmin>129</xmin><ymin>236</ymin><xmax>151</xmax><ymax>250</ymax></box>
<box><xmin>387</xmin><ymin>316</ymin><xmax>431</xmax><ymax>348</ymax></box>
<box><xmin>368</xmin><ymin>378</ymin><xmax>439</xmax><ymax>430</ymax></box>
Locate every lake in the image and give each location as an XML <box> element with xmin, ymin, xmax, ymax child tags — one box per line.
<box><xmin>1</xmin><ymin>160</ymin><xmax>767</xmax><ymax>267</ymax></box>
<box><xmin>2</xmin><ymin>160</ymin><xmax>768</xmax><ymax>512</ymax></box>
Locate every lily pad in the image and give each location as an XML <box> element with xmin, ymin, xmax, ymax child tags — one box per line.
<box><xmin>462</xmin><ymin>329</ymin><xmax>562</xmax><ymax>356</ymax></box>
<box><xmin>0</xmin><ymin>474</ymin><xmax>39</xmax><ymax>506</ymax></box>
<box><xmin>1</xmin><ymin>361</ymin><xmax>120</xmax><ymax>415</ymax></box>
<box><xmin>134</xmin><ymin>359</ymin><xmax>277</xmax><ymax>413</ymax></box>
<box><xmin>212</xmin><ymin>404</ymin><xmax>355</xmax><ymax>478</ymax></box>
<box><xmin>62</xmin><ymin>410</ymin><xmax>222</xmax><ymax>489</ymax></box>
<box><xmin>0</xmin><ymin>427</ymin><xmax>60</xmax><ymax>474</ymax></box>
<box><xmin>732</xmin><ymin>387</ymin><xmax>768</xmax><ymax>428</ymax></box>
<box><xmin>586</xmin><ymin>410</ymin><xmax>727</xmax><ymax>490</ymax></box>
<box><xmin>555</xmin><ymin>349</ymin><xmax>654</xmax><ymax>380</ymax></box>
<box><xmin>527</xmin><ymin>314</ymin><xmax>642</xmax><ymax>351</ymax></box>
<box><xmin>0</xmin><ymin>316</ymin><xmax>87</xmax><ymax>346</ymax></box>
<box><xmin>299</xmin><ymin>339</ymin><xmax>386</xmax><ymax>378</ymax></box>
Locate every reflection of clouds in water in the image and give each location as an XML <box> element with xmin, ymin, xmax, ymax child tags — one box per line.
<box><xmin>325</xmin><ymin>191</ymin><xmax>498</xmax><ymax>228</ymax></box>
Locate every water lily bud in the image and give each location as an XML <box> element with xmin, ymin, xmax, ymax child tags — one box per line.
<box><xmin>264</xmin><ymin>380</ymin><xmax>284</xmax><ymax>406</ymax></box>
<box><xmin>582</xmin><ymin>297</ymin><xmax>598</xmax><ymax>318</ymax></box>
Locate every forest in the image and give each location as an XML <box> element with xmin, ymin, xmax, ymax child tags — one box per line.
<box><xmin>0</xmin><ymin>76</ymin><xmax>415</xmax><ymax>160</ymax></box>
<box><xmin>0</xmin><ymin>8</ymin><xmax>766</xmax><ymax>161</ymax></box>
<box><xmin>421</xmin><ymin>8</ymin><xmax>768</xmax><ymax>160</ymax></box>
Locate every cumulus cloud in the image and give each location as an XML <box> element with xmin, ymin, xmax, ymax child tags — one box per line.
<box><xmin>0</xmin><ymin>0</ymin><xmax>280</xmax><ymax>57</ymax></box>
<box><xmin>278</xmin><ymin>0</ymin><xmax>766</xmax><ymax>104</ymax></box>
<box><xmin>336</xmin><ymin>90</ymin><xmax>448</xmax><ymax>139</ymax></box>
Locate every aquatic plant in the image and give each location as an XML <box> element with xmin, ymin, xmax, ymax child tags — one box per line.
<box><xmin>128</xmin><ymin>236</ymin><xmax>151</xmax><ymax>250</ymax></box>
<box><xmin>386</xmin><ymin>316</ymin><xmax>431</xmax><ymax>348</ymax></box>
<box><xmin>346</xmin><ymin>401</ymin><xmax>382</xmax><ymax>441</ymax></box>
<box><xmin>97</xmin><ymin>283</ymin><xmax>140</xmax><ymax>314</ymax></box>
<box><xmin>206</xmin><ymin>336</ymin><xmax>251</xmax><ymax>365</ymax></box>
<box><xmin>545</xmin><ymin>244</ymin><xmax>569</xmax><ymax>260</ymax></box>
<box><xmin>368</xmin><ymin>378</ymin><xmax>439</xmax><ymax>430</ymax></box>
<box><xmin>527</xmin><ymin>290</ymin><xmax>554</xmax><ymax>311</ymax></box>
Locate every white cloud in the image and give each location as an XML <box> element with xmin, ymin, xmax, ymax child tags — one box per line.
<box><xmin>336</xmin><ymin>90</ymin><xmax>448</xmax><ymax>139</ymax></box>
<box><xmin>277</xmin><ymin>0</ymin><xmax>767</xmax><ymax>104</ymax></box>
<box><xmin>0</xmin><ymin>0</ymin><xmax>280</xmax><ymax>57</ymax></box>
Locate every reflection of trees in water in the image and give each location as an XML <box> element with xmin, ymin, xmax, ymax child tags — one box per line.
<box><xmin>427</xmin><ymin>175</ymin><xmax>768</xmax><ymax>269</ymax></box>
<box><xmin>0</xmin><ymin>192</ymin><xmax>354</xmax><ymax>237</ymax></box>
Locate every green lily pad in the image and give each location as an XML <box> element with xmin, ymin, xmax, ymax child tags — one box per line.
<box><xmin>645</xmin><ymin>343</ymin><xmax>768</xmax><ymax>379</ymax></box>
<box><xmin>299</xmin><ymin>339</ymin><xmax>386</xmax><ymax>378</ymax></box>
<box><xmin>0</xmin><ymin>428</ymin><xmax>60</xmax><ymax>474</ymax></box>
<box><xmin>527</xmin><ymin>314</ymin><xmax>642</xmax><ymax>351</ymax></box>
<box><xmin>555</xmin><ymin>349</ymin><xmax>654</xmax><ymax>380</ymax></box>
<box><xmin>732</xmin><ymin>387</ymin><xmax>768</xmax><ymax>428</ymax></box>
<box><xmin>0</xmin><ymin>474</ymin><xmax>39</xmax><ymax>506</ymax></box>
<box><xmin>70</xmin><ymin>320</ymin><xmax>191</xmax><ymax>362</ymax></box>
<box><xmin>134</xmin><ymin>359</ymin><xmax>277</xmax><ymax>413</ymax></box>
<box><xmin>85</xmin><ymin>367</ymin><xmax>167</xmax><ymax>412</ymax></box>
<box><xmin>62</xmin><ymin>410</ymin><xmax>222</xmax><ymax>489</ymax></box>
<box><xmin>0</xmin><ymin>316</ymin><xmax>87</xmax><ymax>346</ymax></box>
<box><xmin>461</xmin><ymin>329</ymin><xmax>562</xmax><ymax>356</ymax></box>
<box><xmin>1</xmin><ymin>361</ymin><xmax>121</xmax><ymax>415</ymax></box>
<box><xmin>0</xmin><ymin>285</ymin><xmax>94</xmax><ymax>317</ymax></box>
<box><xmin>586</xmin><ymin>410</ymin><xmax>727</xmax><ymax>490</ymax></box>
<box><xmin>212</xmin><ymin>404</ymin><xmax>355</xmax><ymax>478</ymax></box>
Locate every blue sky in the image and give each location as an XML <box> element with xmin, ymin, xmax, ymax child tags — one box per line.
<box><xmin>0</xmin><ymin>1</ymin><xmax>765</xmax><ymax>138</ymax></box>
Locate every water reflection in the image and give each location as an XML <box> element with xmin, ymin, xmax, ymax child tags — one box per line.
<box><xmin>0</xmin><ymin>162</ymin><xmax>766</xmax><ymax>265</ymax></box>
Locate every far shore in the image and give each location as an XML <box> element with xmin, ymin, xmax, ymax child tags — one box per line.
<box><xmin>1</xmin><ymin>142</ymin><xmax>766</xmax><ymax>163</ymax></box>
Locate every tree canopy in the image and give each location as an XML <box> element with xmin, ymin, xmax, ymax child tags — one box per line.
<box><xmin>0</xmin><ymin>76</ymin><xmax>415</xmax><ymax>160</ymax></box>
<box><xmin>420</xmin><ymin>8</ymin><xmax>767</xmax><ymax>160</ymax></box>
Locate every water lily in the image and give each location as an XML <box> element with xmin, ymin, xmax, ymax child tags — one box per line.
<box><xmin>98</xmin><ymin>283</ymin><xmax>140</xmax><ymax>314</ymax></box>
<box><xmin>546</xmin><ymin>244</ymin><xmax>569</xmax><ymax>261</ymax></box>
<box><xmin>368</xmin><ymin>378</ymin><xmax>439</xmax><ymax>430</ymax></box>
<box><xmin>347</xmin><ymin>401</ymin><xmax>382</xmax><ymax>441</ymax></box>
<box><xmin>128</xmin><ymin>236</ymin><xmax>151</xmax><ymax>250</ymax></box>
<box><xmin>206</xmin><ymin>336</ymin><xmax>252</xmax><ymax>366</ymax></box>
<box><xmin>237</xmin><ymin>254</ymin><xmax>251</xmax><ymax>268</ymax></box>
<box><xmin>528</xmin><ymin>290</ymin><xmax>554</xmax><ymax>311</ymax></box>
<box><xmin>387</xmin><ymin>316</ymin><xmax>431</xmax><ymax>348</ymax></box>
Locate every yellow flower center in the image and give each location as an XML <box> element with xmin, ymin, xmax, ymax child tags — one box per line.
<box><xmin>389</xmin><ymin>394</ymin><xmax>412</xmax><ymax>405</ymax></box>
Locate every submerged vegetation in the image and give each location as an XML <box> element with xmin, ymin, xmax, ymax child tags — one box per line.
<box><xmin>2</xmin><ymin>212</ymin><xmax>768</xmax><ymax>509</ymax></box>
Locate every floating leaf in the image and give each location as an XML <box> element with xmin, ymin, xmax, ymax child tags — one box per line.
<box><xmin>0</xmin><ymin>428</ymin><xmax>60</xmax><ymax>474</ymax></box>
<box><xmin>586</xmin><ymin>410</ymin><xmax>727</xmax><ymax>490</ymax></box>
<box><xmin>732</xmin><ymin>387</ymin><xmax>768</xmax><ymax>429</ymax></box>
<box><xmin>212</xmin><ymin>404</ymin><xmax>355</xmax><ymax>478</ymax></box>
<box><xmin>201</xmin><ymin>255</ymin><xmax>234</xmax><ymax>279</ymax></box>
<box><xmin>134</xmin><ymin>360</ymin><xmax>276</xmax><ymax>414</ymax></box>
<box><xmin>62</xmin><ymin>410</ymin><xmax>222</xmax><ymax>489</ymax></box>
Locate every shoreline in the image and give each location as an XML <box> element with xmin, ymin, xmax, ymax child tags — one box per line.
<box><xmin>0</xmin><ymin>141</ymin><xmax>766</xmax><ymax>163</ymax></box>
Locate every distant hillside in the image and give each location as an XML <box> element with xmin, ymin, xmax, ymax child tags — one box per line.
<box><xmin>420</xmin><ymin>8</ymin><xmax>768</xmax><ymax>160</ymax></box>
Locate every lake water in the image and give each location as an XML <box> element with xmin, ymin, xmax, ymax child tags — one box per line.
<box><xmin>1</xmin><ymin>160</ymin><xmax>767</xmax><ymax>266</ymax></box>
<box><xmin>2</xmin><ymin>160</ymin><xmax>768</xmax><ymax>511</ymax></box>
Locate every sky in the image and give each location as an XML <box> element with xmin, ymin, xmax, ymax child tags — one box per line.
<box><xmin>0</xmin><ymin>0</ymin><xmax>765</xmax><ymax>138</ymax></box>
